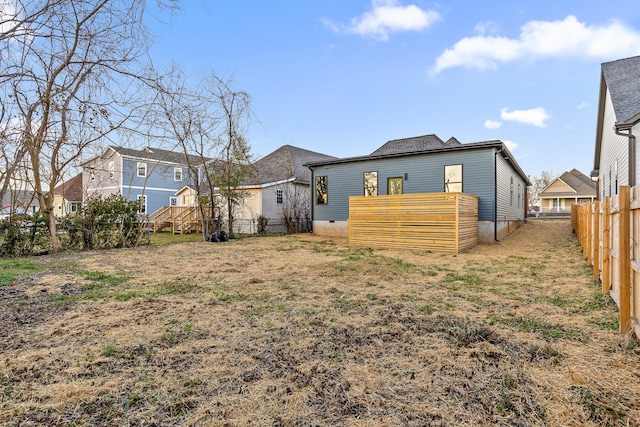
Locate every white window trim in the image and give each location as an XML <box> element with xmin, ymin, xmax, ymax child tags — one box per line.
<box><xmin>169</xmin><ymin>196</ymin><xmax>178</xmax><ymax>206</ymax></box>
<box><xmin>174</xmin><ymin>167</ymin><xmax>183</xmax><ymax>181</ymax></box>
<box><xmin>137</xmin><ymin>194</ymin><xmax>147</xmax><ymax>214</ymax></box>
<box><xmin>137</xmin><ymin>162</ymin><xmax>147</xmax><ymax>178</ymax></box>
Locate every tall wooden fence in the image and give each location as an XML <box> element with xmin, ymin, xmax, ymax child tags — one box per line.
<box><xmin>348</xmin><ymin>192</ymin><xmax>478</xmax><ymax>254</ymax></box>
<box><xmin>572</xmin><ymin>185</ymin><xmax>639</xmax><ymax>337</ymax></box>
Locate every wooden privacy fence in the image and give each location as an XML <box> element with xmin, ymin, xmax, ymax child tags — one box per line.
<box><xmin>348</xmin><ymin>192</ymin><xmax>478</xmax><ymax>254</ymax></box>
<box><xmin>573</xmin><ymin>185</ymin><xmax>640</xmax><ymax>337</ymax></box>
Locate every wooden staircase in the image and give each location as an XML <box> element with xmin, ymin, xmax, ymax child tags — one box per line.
<box><xmin>148</xmin><ymin>206</ymin><xmax>201</xmax><ymax>234</ymax></box>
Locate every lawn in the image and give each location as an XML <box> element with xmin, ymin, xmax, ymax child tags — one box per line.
<box><xmin>0</xmin><ymin>219</ymin><xmax>639</xmax><ymax>426</ymax></box>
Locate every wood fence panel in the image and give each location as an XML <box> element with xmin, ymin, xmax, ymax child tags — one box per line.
<box><xmin>610</xmin><ymin>195</ymin><xmax>621</xmax><ymax>306</ymax></box>
<box><xmin>603</xmin><ymin>197</ymin><xmax>611</xmax><ymax>294</ymax></box>
<box><xmin>573</xmin><ymin>186</ymin><xmax>638</xmax><ymax>338</ymax></box>
<box><xmin>632</xmin><ymin>187</ymin><xmax>640</xmax><ymax>337</ymax></box>
<box><xmin>593</xmin><ymin>201</ymin><xmax>600</xmax><ymax>283</ymax></box>
<box><xmin>348</xmin><ymin>193</ymin><xmax>478</xmax><ymax>254</ymax></box>
<box><xmin>619</xmin><ymin>187</ymin><xmax>630</xmax><ymax>333</ymax></box>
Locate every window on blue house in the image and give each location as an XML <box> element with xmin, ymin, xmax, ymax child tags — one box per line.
<box><xmin>137</xmin><ymin>194</ymin><xmax>147</xmax><ymax>214</ymax></box>
<box><xmin>137</xmin><ymin>162</ymin><xmax>147</xmax><ymax>178</ymax></box>
<box><xmin>387</xmin><ymin>177</ymin><xmax>403</xmax><ymax>195</ymax></box>
<box><xmin>316</xmin><ymin>176</ymin><xmax>328</xmax><ymax>204</ymax></box>
<box><xmin>174</xmin><ymin>167</ymin><xmax>182</xmax><ymax>181</ymax></box>
<box><xmin>444</xmin><ymin>165</ymin><xmax>462</xmax><ymax>192</ymax></box>
<box><xmin>364</xmin><ymin>171</ymin><xmax>378</xmax><ymax>196</ymax></box>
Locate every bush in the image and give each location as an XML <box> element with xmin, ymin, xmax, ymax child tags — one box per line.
<box><xmin>257</xmin><ymin>215</ymin><xmax>269</xmax><ymax>235</ymax></box>
<box><xmin>62</xmin><ymin>194</ymin><xmax>143</xmax><ymax>250</ymax></box>
<box><xmin>0</xmin><ymin>211</ymin><xmax>51</xmax><ymax>257</ymax></box>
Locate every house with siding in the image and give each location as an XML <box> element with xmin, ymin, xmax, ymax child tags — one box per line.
<box><xmin>231</xmin><ymin>145</ymin><xmax>336</xmax><ymax>233</ymax></box>
<box><xmin>82</xmin><ymin>146</ymin><xmax>206</xmax><ymax>216</ymax></box>
<box><xmin>306</xmin><ymin>134</ymin><xmax>530</xmax><ymax>244</ymax></box>
<box><xmin>539</xmin><ymin>169</ymin><xmax>596</xmax><ymax>215</ymax></box>
<box><xmin>0</xmin><ymin>190</ymin><xmax>39</xmax><ymax>220</ymax></box>
<box><xmin>592</xmin><ymin>55</ymin><xmax>640</xmax><ymax>196</ymax></box>
<box><xmin>52</xmin><ymin>173</ymin><xmax>83</xmax><ymax>217</ymax></box>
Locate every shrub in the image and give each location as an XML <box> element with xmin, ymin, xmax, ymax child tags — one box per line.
<box><xmin>62</xmin><ymin>194</ymin><xmax>143</xmax><ymax>250</ymax></box>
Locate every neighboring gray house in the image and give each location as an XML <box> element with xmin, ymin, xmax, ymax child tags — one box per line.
<box><xmin>232</xmin><ymin>145</ymin><xmax>336</xmax><ymax>233</ymax></box>
<box><xmin>306</xmin><ymin>134</ymin><xmax>530</xmax><ymax>243</ymax></box>
<box><xmin>82</xmin><ymin>146</ymin><xmax>206</xmax><ymax>216</ymax></box>
<box><xmin>0</xmin><ymin>190</ymin><xmax>39</xmax><ymax>220</ymax></box>
<box><xmin>592</xmin><ymin>55</ymin><xmax>640</xmax><ymax>196</ymax></box>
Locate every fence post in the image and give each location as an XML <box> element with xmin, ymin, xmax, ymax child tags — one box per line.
<box><xmin>603</xmin><ymin>197</ymin><xmax>611</xmax><ymax>294</ymax></box>
<box><xmin>586</xmin><ymin>204</ymin><xmax>593</xmax><ymax>265</ymax></box>
<box><xmin>593</xmin><ymin>201</ymin><xmax>600</xmax><ymax>282</ymax></box>
<box><xmin>619</xmin><ymin>186</ymin><xmax>631</xmax><ymax>333</ymax></box>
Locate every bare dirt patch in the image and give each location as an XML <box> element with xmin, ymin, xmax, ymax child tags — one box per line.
<box><xmin>1</xmin><ymin>219</ymin><xmax>639</xmax><ymax>426</ymax></box>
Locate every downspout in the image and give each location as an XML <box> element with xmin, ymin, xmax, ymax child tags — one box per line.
<box><xmin>494</xmin><ymin>147</ymin><xmax>501</xmax><ymax>243</ymax></box>
<box><xmin>614</xmin><ymin>124</ymin><xmax>636</xmax><ymax>187</ymax></box>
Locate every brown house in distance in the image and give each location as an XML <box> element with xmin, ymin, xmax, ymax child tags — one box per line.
<box><xmin>539</xmin><ymin>169</ymin><xmax>596</xmax><ymax>215</ymax></box>
<box><xmin>52</xmin><ymin>173</ymin><xmax>83</xmax><ymax>217</ymax></box>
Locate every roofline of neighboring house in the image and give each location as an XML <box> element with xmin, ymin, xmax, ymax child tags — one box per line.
<box><xmin>540</xmin><ymin>177</ymin><xmax>578</xmax><ymax>195</ymax></box>
<box><xmin>236</xmin><ymin>177</ymin><xmax>297</xmax><ymax>190</ymax></box>
<box><xmin>81</xmin><ymin>146</ymin><xmax>205</xmax><ymax>168</ymax></box>
<box><xmin>592</xmin><ymin>71</ymin><xmax>640</xmax><ymax>179</ymax></box>
<box><xmin>305</xmin><ymin>140</ymin><xmax>531</xmax><ymax>186</ymax></box>
<box><xmin>593</xmin><ymin>72</ymin><xmax>607</xmax><ymax>177</ymax></box>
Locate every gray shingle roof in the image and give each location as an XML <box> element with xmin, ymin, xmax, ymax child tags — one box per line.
<box><xmin>370</xmin><ymin>134</ymin><xmax>445</xmax><ymax>156</ymax></box>
<box><xmin>243</xmin><ymin>145</ymin><xmax>337</xmax><ymax>186</ymax></box>
<box><xmin>306</xmin><ymin>136</ymin><xmax>531</xmax><ymax>186</ymax></box>
<box><xmin>602</xmin><ymin>55</ymin><xmax>640</xmax><ymax>123</ymax></box>
<box><xmin>541</xmin><ymin>169</ymin><xmax>596</xmax><ymax>198</ymax></box>
<box><xmin>111</xmin><ymin>146</ymin><xmax>209</xmax><ymax>166</ymax></box>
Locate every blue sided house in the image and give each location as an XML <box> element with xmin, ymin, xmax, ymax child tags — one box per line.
<box><xmin>305</xmin><ymin>134</ymin><xmax>531</xmax><ymax>244</ymax></box>
<box><xmin>82</xmin><ymin>146</ymin><xmax>207</xmax><ymax>216</ymax></box>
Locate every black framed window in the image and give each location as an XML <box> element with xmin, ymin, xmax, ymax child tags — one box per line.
<box><xmin>316</xmin><ymin>176</ymin><xmax>328</xmax><ymax>204</ymax></box>
<box><xmin>444</xmin><ymin>164</ymin><xmax>462</xmax><ymax>192</ymax></box>
<box><xmin>364</xmin><ymin>171</ymin><xmax>378</xmax><ymax>196</ymax></box>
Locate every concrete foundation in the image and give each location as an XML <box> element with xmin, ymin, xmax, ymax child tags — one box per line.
<box><xmin>312</xmin><ymin>220</ymin><xmax>348</xmax><ymax>237</ymax></box>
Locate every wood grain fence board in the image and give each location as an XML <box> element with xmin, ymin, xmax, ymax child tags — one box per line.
<box><xmin>349</xmin><ymin>193</ymin><xmax>478</xmax><ymax>254</ymax></box>
<box><xmin>603</xmin><ymin>197</ymin><xmax>611</xmax><ymax>294</ymax></box>
<box><xmin>619</xmin><ymin>186</ymin><xmax>631</xmax><ymax>333</ymax></box>
<box><xmin>593</xmin><ymin>201</ymin><xmax>600</xmax><ymax>282</ymax></box>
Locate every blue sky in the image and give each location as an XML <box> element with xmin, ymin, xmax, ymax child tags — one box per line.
<box><xmin>149</xmin><ymin>0</ymin><xmax>640</xmax><ymax>179</ymax></box>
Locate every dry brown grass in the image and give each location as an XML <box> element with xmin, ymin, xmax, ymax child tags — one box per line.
<box><xmin>1</xmin><ymin>218</ymin><xmax>639</xmax><ymax>426</ymax></box>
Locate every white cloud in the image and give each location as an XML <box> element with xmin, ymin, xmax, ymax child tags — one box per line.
<box><xmin>474</xmin><ymin>21</ymin><xmax>500</xmax><ymax>36</ymax></box>
<box><xmin>484</xmin><ymin>119</ymin><xmax>502</xmax><ymax>129</ymax></box>
<box><xmin>500</xmin><ymin>107</ymin><xmax>551</xmax><ymax>127</ymax></box>
<box><xmin>324</xmin><ymin>0</ymin><xmax>441</xmax><ymax>41</ymax></box>
<box><xmin>503</xmin><ymin>140</ymin><xmax>518</xmax><ymax>151</ymax></box>
<box><xmin>577</xmin><ymin>101</ymin><xmax>590</xmax><ymax>109</ymax></box>
<box><xmin>432</xmin><ymin>15</ymin><xmax>640</xmax><ymax>73</ymax></box>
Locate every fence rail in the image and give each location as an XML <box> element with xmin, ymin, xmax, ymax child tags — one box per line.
<box><xmin>573</xmin><ymin>185</ymin><xmax>639</xmax><ymax>338</ymax></box>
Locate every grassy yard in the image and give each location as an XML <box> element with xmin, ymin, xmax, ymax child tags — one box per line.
<box><xmin>0</xmin><ymin>219</ymin><xmax>639</xmax><ymax>426</ymax></box>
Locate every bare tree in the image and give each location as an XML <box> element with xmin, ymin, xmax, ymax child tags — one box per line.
<box><xmin>153</xmin><ymin>66</ymin><xmax>224</xmax><ymax>239</ymax></box>
<box><xmin>0</xmin><ymin>0</ymin><xmax>178</xmax><ymax>251</ymax></box>
<box><xmin>0</xmin><ymin>99</ymin><xmax>28</xmax><ymax>209</ymax></box>
<box><xmin>529</xmin><ymin>171</ymin><xmax>558</xmax><ymax>210</ymax></box>
<box><xmin>204</xmin><ymin>73</ymin><xmax>253</xmax><ymax>239</ymax></box>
